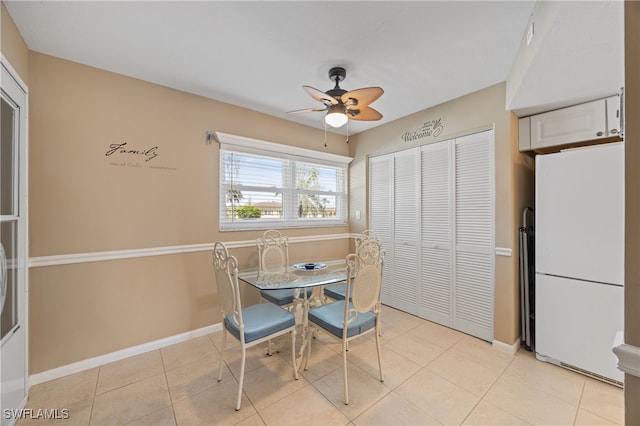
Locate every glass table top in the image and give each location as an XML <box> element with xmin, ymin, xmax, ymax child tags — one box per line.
<box><xmin>238</xmin><ymin>261</ymin><xmax>347</xmax><ymax>290</ymax></box>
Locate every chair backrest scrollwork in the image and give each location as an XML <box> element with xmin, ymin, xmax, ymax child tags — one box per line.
<box><xmin>256</xmin><ymin>230</ymin><xmax>289</xmax><ymax>278</ymax></box>
<box><xmin>355</xmin><ymin>229</ymin><xmax>375</xmax><ymax>253</ymax></box>
<box><xmin>345</xmin><ymin>238</ymin><xmax>383</xmax><ymax>320</ymax></box>
<box><xmin>212</xmin><ymin>242</ymin><xmax>243</xmax><ymax>334</ymax></box>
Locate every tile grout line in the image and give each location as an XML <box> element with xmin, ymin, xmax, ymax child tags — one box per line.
<box><xmin>158</xmin><ymin>348</ymin><xmax>179</xmax><ymax>426</ymax></box>
<box><xmin>571</xmin><ymin>379</ymin><xmax>587</xmax><ymax>425</ymax></box>
<box><xmin>457</xmin><ymin>346</ymin><xmax>525</xmax><ymax>425</ymax></box>
<box><xmin>87</xmin><ymin>366</ymin><xmax>101</xmax><ymax>426</ymax></box>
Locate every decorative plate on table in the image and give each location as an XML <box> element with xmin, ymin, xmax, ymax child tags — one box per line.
<box><xmin>293</xmin><ymin>262</ymin><xmax>327</xmax><ymax>271</ymax></box>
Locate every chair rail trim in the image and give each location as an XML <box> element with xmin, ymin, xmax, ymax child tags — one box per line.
<box><xmin>28</xmin><ymin>233</ymin><xmax>353</xmax><ymax>268</ymax></box>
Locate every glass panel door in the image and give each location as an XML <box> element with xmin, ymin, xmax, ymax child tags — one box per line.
<box><xmin>1</xmin><ymin>98</ymin><xmax>18</xmax><ymax>341</ymax></box>
<box><xmin>1</xmin><ymin>221</ymin><xmax>17</xmax><ymax>340</ymax></box>
<box><xmin>1</xmin><ymin>60</ymin><xmax>28</xmax><ymax>425</ymax></box>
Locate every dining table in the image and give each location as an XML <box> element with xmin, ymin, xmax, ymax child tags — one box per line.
<box><xmin>238</xmin><ymin>260</ymin><xmax>347</xmax><ymax>369</ymax></box>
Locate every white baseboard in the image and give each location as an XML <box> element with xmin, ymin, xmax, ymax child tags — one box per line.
<box><xmin>492</xmin><ymin>337</ymin><xmax>521</xmax><ymax>355</ymax></box>
<box><xmin>29</xmin><ymin>323</ymin><xmax>223</xmax><ymax>386</ymax></box>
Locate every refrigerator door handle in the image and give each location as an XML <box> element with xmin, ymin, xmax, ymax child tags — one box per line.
<box><xmin>0</xmin><ymin>243</ymin><xmax>7</xmax><ymax>314</ymax></box>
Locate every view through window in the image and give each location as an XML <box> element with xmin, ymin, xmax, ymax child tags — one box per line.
<box><xmin>220</xmin><ymin>148</ymin><xmax>348</xmax><ymax>230</ymax></box>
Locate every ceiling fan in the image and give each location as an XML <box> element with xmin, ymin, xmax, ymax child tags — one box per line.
<box><xmin>288</xmin><ymin>67</ymin><xmax>384</xmax><ymax>128</ymax></box>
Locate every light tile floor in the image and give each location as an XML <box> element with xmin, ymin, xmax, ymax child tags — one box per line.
<box><xmin>17</xmin><ymin>307</ymin><xmax>624</xmax><ymax>425</ymax></box>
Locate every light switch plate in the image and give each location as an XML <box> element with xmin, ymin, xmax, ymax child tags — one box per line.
<box><xmin>526</xmin><ymin>21</ymin><xmax>534</xmax><ymax>46</ymax></box>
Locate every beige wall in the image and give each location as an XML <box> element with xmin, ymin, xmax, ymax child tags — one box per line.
<box><xmin>28</xmin><ymin>52</ymin><xmax>349</xmax><ymax>256</ymax></box>
<box><xmin>27</xmin><ymin>52</ymin><xmax>351</xmax><ymax>373</ymax></box>
<box><xmin>348</xmin><ymin>83</ymin><xmax>535</xmax><ymax>346</ymax></box>
<box><xmin>1</xmin><ymin>2</ymin><xmax>29</xmax><ymax>83</ymax></box>
<box><xmin>624</xmin><ymin>1</ymin><xmax>640</xmax><ymax>423</ymax></box>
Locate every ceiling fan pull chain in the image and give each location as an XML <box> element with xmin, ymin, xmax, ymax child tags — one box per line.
<box><xmin>324</xmin><ymin>120</ymin><xmax>328</xmax><ymax>148</ymax></box>
<box><xmin>346</xmin><ymin>119</ymin><xmax>350</xmax><ymax>144</ymax></box>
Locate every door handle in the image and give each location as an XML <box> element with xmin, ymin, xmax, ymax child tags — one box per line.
<box><xmin>0</xmin><ymin>243</ymin><xmax>6</xmax><ymax>315</ymax></box>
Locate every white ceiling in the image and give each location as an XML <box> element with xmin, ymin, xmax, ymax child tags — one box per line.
<box><xmin>3</xmin><ymin>1</ymin><xmax>624</xmax><ymax>135</ymax></box>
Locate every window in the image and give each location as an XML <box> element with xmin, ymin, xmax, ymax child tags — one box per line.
<box><xmin>216</xmin><ymin>132</ymin><xmax>352</xmax><ymax>231</ymax></box>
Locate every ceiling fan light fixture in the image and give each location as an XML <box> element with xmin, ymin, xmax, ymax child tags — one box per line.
<box><xmin>325</xmin><ymin>104</ymin><xmax>348</xmax><ymax>127</ymax></box>
<box><xmin>289</xmin><ymin>67</ymin><xmax>383</xmax><ymax>131</ymax></box>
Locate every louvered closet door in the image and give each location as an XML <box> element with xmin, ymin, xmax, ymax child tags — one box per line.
<box><xmin>392</xmin><ymin>148</ymin><xmax>420</xmax><ymax>315</ymax></box>
<box><xmin>454</xmin><ymin>130</ymin><xmax>494</xmax><ymax>341</ymax></box>
<box><xmin>420</xmin><ymin>142</ymin><xmax>453</xmax><ymax>325</ymax></box>
<box><xmin>369</xmin><ymin>154</ymin><xmax>394</xmax><ymax>305</ymax></box>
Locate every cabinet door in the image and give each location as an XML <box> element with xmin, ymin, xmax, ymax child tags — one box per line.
<box><xmin>606</xmin><ymin>95</ymin><xmax>622</xmax><ymax>136</ymax></box>
<box><xmin>454</xmin><ymin>131</ymin><xmax>494</xmax><ymax>341</ymax></box>
<box><xmin>369</xmin><ymin>155</ymin><xmax>394</xmax><ymax>305</ymax></box>
<box><xmin>392</xmin><ymin>148</ymin><xmax>420</xmax><ymax>315</ymax></box>
<box><xmin>420</xmin><ymin>142</ymin><xmax>453</xmax><ymax>325</ymax></box>
<box><xmin>530</xmin><ymin>99</ymin><xmax>606</xmax><ymax>149</ymax></box>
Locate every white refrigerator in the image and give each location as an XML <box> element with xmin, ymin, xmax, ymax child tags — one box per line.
<box><xmin>535</xmin><ymin>142</ymin><xmax>624</xmax><ymax>385</ymax></box>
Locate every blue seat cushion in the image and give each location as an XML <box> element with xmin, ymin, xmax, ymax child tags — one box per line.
<box><xmin>308</xmin><ymin>300</ymin><xmax>377</xmax><ymax>339</ymax></box>
<box><xmin>323</xmin><ymin>282</ymin><xmax>347</xmax><ymax>300</ymax></box>
<box><xmin>261</xmin><ymin>288</ymin><xmax>313</xmax><ymax>306</ymax></box>
<box><xmin>225</xmin><ymin>302</ymin><xmax>295</xmax><ymax>344</ymax></box>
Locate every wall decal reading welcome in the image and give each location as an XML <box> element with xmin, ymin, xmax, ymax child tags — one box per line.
<box><xmin>105</xmin><ymin>142</ymin><xmax>177</xmax><ymax>171</ymax></box>
<box><xmin>401</xmin><ymin>118</ymin><xmax>444</xmax><ymax>143</ymax></box>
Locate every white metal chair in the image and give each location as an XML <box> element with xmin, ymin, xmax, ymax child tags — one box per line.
<box><xmin>257</xmin><ymin>230</ymin><xmax>311</xmax><ymax>307</ymax></box>
<box><xmin>323</xmin><ymin>230</ymin><xmax>376</xmax><ymax>301</ymax></box>
<box><xmin>213</xmin><ymin>241</ymin><xmax>299</xmax><ymax>410</ymax></box>
<box><xmin>306</xmin><ymin>238</ymin><xmax>384</xmax><ymax>405</ymax></box>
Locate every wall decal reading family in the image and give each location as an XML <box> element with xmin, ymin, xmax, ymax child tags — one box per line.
<box><xmin>401</xmin><ymin>118</ymin><xmax>444</xmax><ymax>143</ymax></box>
<box><xmin>105</xmin><ymin>142</ymin><xmax>177</xmax><ymax>171</ymax></box>
<box><xmin>106</xmin><ymin>142</ymin><xmax>159</xmax><ymax>162</ymax></box>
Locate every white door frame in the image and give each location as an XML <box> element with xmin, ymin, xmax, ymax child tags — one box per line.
<box><xmin>1</xmin><ymin>55</ymin><xmax>29</xmax><ymax>426</ymax></box>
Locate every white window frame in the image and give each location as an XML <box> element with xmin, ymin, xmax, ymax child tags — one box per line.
<box><xmin>216</xmin><ymin>132</ymin><xmax>352</xmax><ymax>231</ymax></box>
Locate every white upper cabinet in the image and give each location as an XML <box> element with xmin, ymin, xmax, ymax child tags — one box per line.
<box><xmin>519</xmin><ymin>95</ymin><xmax>622</xmax><ymax>152</ymax></box>
<box><xmin>531</xmin><ymin>99</ymin><xmax>606</xmax><ymax>149</ymax></box>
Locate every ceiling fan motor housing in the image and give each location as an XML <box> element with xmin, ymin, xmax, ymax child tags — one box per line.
<box><xmin>329</xmin><ymin>66</ymin><xmax>346</xmax><ymax>83</ymax></box>
<box><xmin>327</xmin><ymin>67</ymin><xmax>347</xmax><ymax>98</ymax></box>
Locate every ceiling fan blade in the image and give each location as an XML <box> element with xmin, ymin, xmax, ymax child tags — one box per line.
<box><xmin>287</xmin><ymin>107</ymin><xmax>326</xmax><ymax>114</ymax></box>
<box><xmin>303</xmin><ymin>86</ymin><xmax>339</xmax><ymax>105</ymax></box>
<box><xmin>341</xmin><ymin>87</ymin><xmax>384</xmax><ymax>108</ymax></box>
<box><xmin>348</xmin><ymin>106</ymin><xmax>383</xmax><ymax>121</ymax></box>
